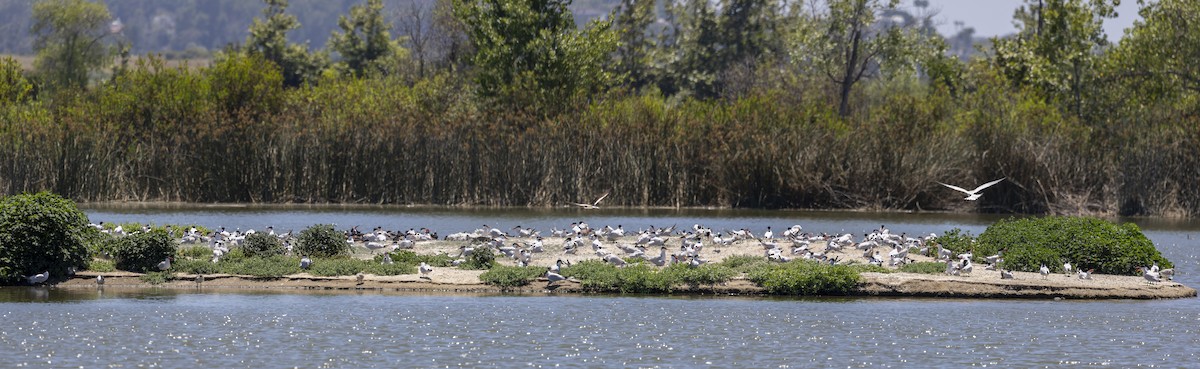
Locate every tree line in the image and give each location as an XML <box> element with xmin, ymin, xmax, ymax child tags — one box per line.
<box><xmin>1</xmin><ymin>0</ymin><xmax>1198</xmax><ymax>217</ymax></box>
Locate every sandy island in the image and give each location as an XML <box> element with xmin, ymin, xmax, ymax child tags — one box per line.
<box><xmin>59</xmin><ymin>236</ymin><xmax>1196</xmax><ymax>299</ymax></box>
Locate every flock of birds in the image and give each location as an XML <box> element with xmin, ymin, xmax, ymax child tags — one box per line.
<box><xmin>19</xmin><ymin>178</ymin><xmax>1176</xmax><ymax>288</ymax></box>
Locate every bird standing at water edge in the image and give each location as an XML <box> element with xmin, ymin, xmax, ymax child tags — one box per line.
<box><xmin>419</xmin><ymin>262</ymin><xmax>433</xmax><ymax>279</ymax></box>
<box><xmin>937</xmin><ymin>178</ymin><xmax>1005</xmax><ymax>201</ymax></box>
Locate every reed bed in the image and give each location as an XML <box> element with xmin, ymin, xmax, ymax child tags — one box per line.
<box><xmin>1</xmin><ymin>58</ymin><xmax>1197</xmax><ymax>217</ymax></box>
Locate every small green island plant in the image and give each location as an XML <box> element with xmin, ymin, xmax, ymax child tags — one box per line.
<box><xmin>295</xmin><ymin>224</ymin><xmax>349</xmax><ymax>257</ymax></box>
<box><xmin>0</xmin><ymin>192</ymin><xmax>92</xmax><ymax>284</ymax></box>
<box><xmin>972</xmin><ymin>216</ymin><xmax>1172</xmax><ymax>275</ymax></box>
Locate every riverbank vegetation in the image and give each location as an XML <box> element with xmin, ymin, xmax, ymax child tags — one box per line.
<box><xmin>0</xmin><ymin>0</ymin><xmax>1197</xmax><ymax>216</ymax></box>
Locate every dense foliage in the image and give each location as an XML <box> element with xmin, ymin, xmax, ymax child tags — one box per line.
<box><xmin>459</xmin><ymin>248</ymin><xmax>496</xmax><ymax>270</ymax></box>
<box><xmin>109</xmin><ymin>229</ymin><xmax>176</xmax><ymax>273</ymax></box>
<box><xmin>294</xmin><ymin>224</ymin><xmax>349</xmax><ymax>257</ymax></box>
<box><xmin>973</xmin><ymin>216</ymin><xmax>1172</xmax><ymax>275</ymax></box>
<box><xmin>478</xmin><ymin>265</ymin><xmax>548</xmax><ymax>287</ymax></box>
<box><xmin>0</xmin><ymin>192</ymin><xmax>91</xmax><ymax>284</ymax></box>
<box><xmin>745</xmin><ymin>261</ymin><xmax>861</xmax><ymax>295</ymax></box>
<box><xmin>241</xmin><ymin>232</ymin><xmax>285</xmax><ymax>258</ymax></box>
<box><xmin>2</xmin><ymin>0</ymin><xmax>1199</xmax><ymax>218</ymax></box>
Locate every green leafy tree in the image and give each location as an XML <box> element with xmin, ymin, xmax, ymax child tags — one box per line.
<box><xmin>0</xmin><ymin>57</ymin><xmax>35</xmax><ymax>106</ymax></box>
<box><xmin>453</xmin><ymin>0</ymin><xmax>618</xmax><ymax>112</ymax></box>
<box><xmin>0</xmin><ymin>192</ymin><xmax>91</xmax><ymax>284</ymax></box>
<box><xmin>295</xmin><ymin>224</ymin><xmax>349</xmax><ymax>257</ymax></box>
<box><xmin>611</xmin><ymin>0</ymin><xmax>656</xmax><ymax>89</ymax></box>
<box><xmin>1108</xmin><ymin>0</ymin><xmax>1200</xmax><ymax>105</ymax></box>
<box><xmin>789</xmin><ymin>0</ymin><xmax>913</xmax><ymax>117</ymax></box>
<box><xmin>30</xmin><ymin>0</ymin><xmax>116</xmax><ymax>91</ymax></box>
<box><xmin>329</xmin><ymin>0</ymin><xmax>400</xmax><ymax>77</ymax></box>
<box><xmin>245</xmin><ymin>0</ymin><xmax>328</xmax><ymax>87</ymax></box>
<box><xmin>991</xmin><ymin>0</ymin><xmax>1118</xmax><ymax>117</ymax></box>
<box><xmin>109</xmin><ymin>229</ymin><xmax>176</xmax><ymax>273</ymax></box>
<box><xmin>660</xmin><ymin>0</ymin><xmax>721</xmax><ymax>97</ymax></box>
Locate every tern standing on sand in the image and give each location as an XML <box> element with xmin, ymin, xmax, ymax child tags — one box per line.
<box><xmin>938</xmin><ymin>178</ymin><xmax>1005</xmax><ymax>201</ymax></box>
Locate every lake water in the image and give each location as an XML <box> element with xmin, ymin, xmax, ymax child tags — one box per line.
<box><xmin>2</xmin><ymin>206</ymin><xmax>1198</xmax><ymax>368</ymax></box>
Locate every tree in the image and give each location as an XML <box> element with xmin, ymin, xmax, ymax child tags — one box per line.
<box><xmin>330</xmin><ymin>0</ymin><xmax>400</xmax><ymax>77</ymax></box>
<box><xmin>611</xmin><ymin>0</ymin><xmax>656</xmax><ymax>89</ymax></box>
<box><xmin>991</xmin><ymin>0</ymin><xmax>1118</xmax><ymax>117</ymax></box>
<box><xmin>0</xmin><ymin>57</ymin><xmax>35</xmax><ymax>106</ymax></box>
<box><xmin>788</xmin><ymin>0</ymin><xmax>911</xmax><ymax>117</ymax></box>
<box><xmin>0</xmin><ymin>192</ymin><xmax>91</xmax><ymax>285</ymax></box>
<box><xmin>30</xmin><ymin>0</ymin><xmax>117</xmax><ymax>91</ymax></box>
<box><xmin>660</xmin><ymin>0</ymin><xmax>721</xmax><ymax>97</ymax></box>
<box><xmin>1109</xmin><ymin>0</ymin><xmax>1200</xmax><ymax>103</ymax></box>
<box><xmin>453</xmin><ymin>0</ymin><xmax>618</xmax><ymax>112</ymax></box>
<box><xmin>245</xmin><ymin>0</ymin><xmax>327</xmax><ymax>87</ymax></box>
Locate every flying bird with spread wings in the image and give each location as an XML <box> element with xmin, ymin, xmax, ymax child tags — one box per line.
<box><xmin>938</xmin><ymin>178</ymin><xmax>1005</xmax><ymax>201</ymax></box>
<box><xmin>570</xmin><ymin>191</ymin><xmax>610</xmax><ymax>209</ymax></box>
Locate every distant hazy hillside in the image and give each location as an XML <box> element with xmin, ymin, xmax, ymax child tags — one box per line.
<box><xmin>0</xmin><ymin>0</ymin><xmax>619</xmax><ymax>55</ymax></box>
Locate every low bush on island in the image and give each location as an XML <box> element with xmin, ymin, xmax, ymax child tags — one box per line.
<box><xmin>973</xmin><ymin>216</ymin><xmax>1172</xmax><ymax>275</ymax></box>
<box><xmin>242</xmin><ymin>232</ymin><xmax>286</xmax><ymax>258</ymax></box>
<box><xmin>898</xmin><ymin>262</ymin><xmax>947</xmax><ymax>274</ymax></box>
<box><xmin>746</xmin><ymin>261</ymin><xmax>861</xmax><ymax>295</ymax></box>
<box><xmin>295</xmin><ymin>224</ymin><xmax>349</xmax><ymax>257</ymax></box>
<box><xmin>0</xmin><ymin>192</ymin><xmax>92</xmax><ymax>284</ymax></box>
<box><xmin>479</xmin><ymin>265</ymin><xmax>548</xmax><ymax>288</ymax></box>
<box><xmin>109</xmin><ymin>229</ymin><xmax>177</xmax><ymax>273</ymax></box>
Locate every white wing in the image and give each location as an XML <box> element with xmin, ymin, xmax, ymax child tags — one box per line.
<box><xmin>970</xmin><ymin>178</ymin><xmax>1005</xmax><ymax>193</ymax></box>
<box><xmin>937</xmin><ymin>182</ymin><xmax>973</xmax><ymax>195</ymax></box>
<box><xmin>592</xmin><ymin>191</ymin><xmax>610</xmax><ymax>206</ymax></box>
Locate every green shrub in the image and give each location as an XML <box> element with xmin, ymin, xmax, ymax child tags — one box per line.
<box><xmin>178</xmin><ymin>245</ymin><xmax>213</xmax><ymax>260</ymax></box>
<box><xmin>746</xmin><ymin>260</ymin><xmax>861</xmax><ymax>295</ymax></box>
<box><xmin>140</xmin><ymin>271</ymin><xmax>173</xmax><ymax>285</ymax></box>
<box><xmin>560</xmin><ymin>260</ymin><xmax>621</xmax><ymax>291</ymax></box>
<box><xmin>931</xmin><ymin>228</ymin><xmax>976</xmax><ymax>255</ymax></box>
<box><xmin>387</xmin><ymin>250</ymin><xmax>454</xmax><ymax>267</ymax></box>
<box><xmin>295</xmin><ymin>224</ymin><xmax>349</xmax><ymax>257</ymax></box>
<box><xmin>479</xmin><ymin>265</ymin><xmax>546</xmax><ymax>287</ymax></box>
<box><xmin>0</xmin><ymin>192</ymin><xmax>92</xmax><ymax>284</ymax></box>
<box><xmin>306</xmin><ymin>257</ymin><xmax>366</xmax><ymax>277</ymax></box>
<box><xmin>87</xmin><ymin>259</ymin><xmax>115</xmax><ymax>272</ymax></box>
<box><xmin>974</xmin><ymin>216</ymin><xmax>1172</xmax><ymax>275</ymax></box>
<box><xmin>110</xmin><ymin>229</ymin><xmax>177</xmax><ymax>273</ymax></box>
<box><xmin>614</xmin><ymin>264</ymin><xmax>675</xmax><ymax>293</ymax></box>
<box><xmin>898</xmin><ymin>261</ymin><xmax>946</xmax><ymax>274</ymax></box>
<box><xmin>361</xmin><ymin>261</ymin><xmax>416</xmax><ymax>276</ymax></box>
<box><xmin>242</xmin><ymin>232</ymin><xmax>285</xmax><ymax>258</ymax></box>
<box><xmin>718</xmin><ymin>255</ymin><xmax>767</xmax><ymax>272</ymax></box>
<box><xmin>459</xmin><ymin>248</ymin><xmax>495</xmax><ymax>270</ymax></box>
<box><xmin>848</xmin><ymin>264</ymin><xmax>894</xmax><ymax>274</ymax></box>
<box><xmin>171</xmin><ymin>258</ymin><xmax>220</xmax><ymax>275</ymax></box>
<box><xmin>218</xmin><ymin>255</ymin><xmax>299</xmax><ymax>277</ymax></box>
<box><xmin>662</xmin><ymin>263</ymin><xmax>736</xmax><ymax>287</ymax></box>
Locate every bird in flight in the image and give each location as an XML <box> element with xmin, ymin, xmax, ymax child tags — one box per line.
<box><xmin>570</xmin><ymin>191</ymin><xmax>610</xmax><ymax>209</ymax></box>
<box><xmin>937</xmin><ymin>178</ymin><xmax>1005</xmax><ymax>201</ymax></box>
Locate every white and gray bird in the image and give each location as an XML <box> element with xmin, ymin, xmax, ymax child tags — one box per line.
<box><xmin>156</xmin><ymin>257</ymin><xmax>172</xmax><ymax>271</ymax></box>
<box><xmin>570</xmin><ymin>191</ymin><xmax>610</xmax><ymax>209</ymax></box>
<box><xmin>938</xmin><ymin>178</ymin><xmax>1005</xmax><ymax>201</ymax></box>
<box><xmin>26</xmin><ymin>271</ymin><xmax>49</xmax><ymax>285</ymax></box>
<box><xmin>300</xmin><ymin>256</ymin><xmax>312</xmax><ymax>270</ymax></box>
<box><xmin>1040</xmin><ymin>264</ymin><xmax>1050</xmax><ymax>279</ymax></box>
<box><xmin>1000</xmin><ymin>269</ymin><xmax>1014</xmax><ymax>279</ymax></box>
<box><xmin>419</xmin><ymin>262</ymin><xmax>434</xmax><ymax>279</ymax></box>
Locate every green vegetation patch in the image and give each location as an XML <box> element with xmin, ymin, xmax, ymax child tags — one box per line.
<box><xmin>242</xmin><ymin>232</ymin><xmax>285</xmax><ymax>258</ymax></box>
<box><xmin>0</xmin><ymin>192</ymin><xmax>91</xmax><ymax>284</ymax></box>
<box><xmin>479</xmin><ymin>265</ymin><xmax>547</xmax><ymax>288</ymax></box>
<box><xmin>973</xmin><ymin>216</ymin><xmax>1171</xmax><ymax>275</ymax></box>
<box><xmin>898</xmin><ymin>262</ymin><xmax>947</xmax><ymax>274</ymax></box>
<box><xmin>295</xmin><ymin>224</ymin><xmax>349</xmax><ymax>257</ymax></box>
<box><xmin>109</xmin><ymin>229</ymin><xmax>177</xmax><ymax>273</ymax></box>
<box><xmin>745</xmin><ymin>260</ymin><xmax>861</xmax><ymax>295</ymax></box>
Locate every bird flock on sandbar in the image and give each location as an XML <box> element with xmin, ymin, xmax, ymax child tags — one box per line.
<box><xmin>61</xmin><ymin>178</ymin><xmax>1177</xmax><ymax>288</ymax></box>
